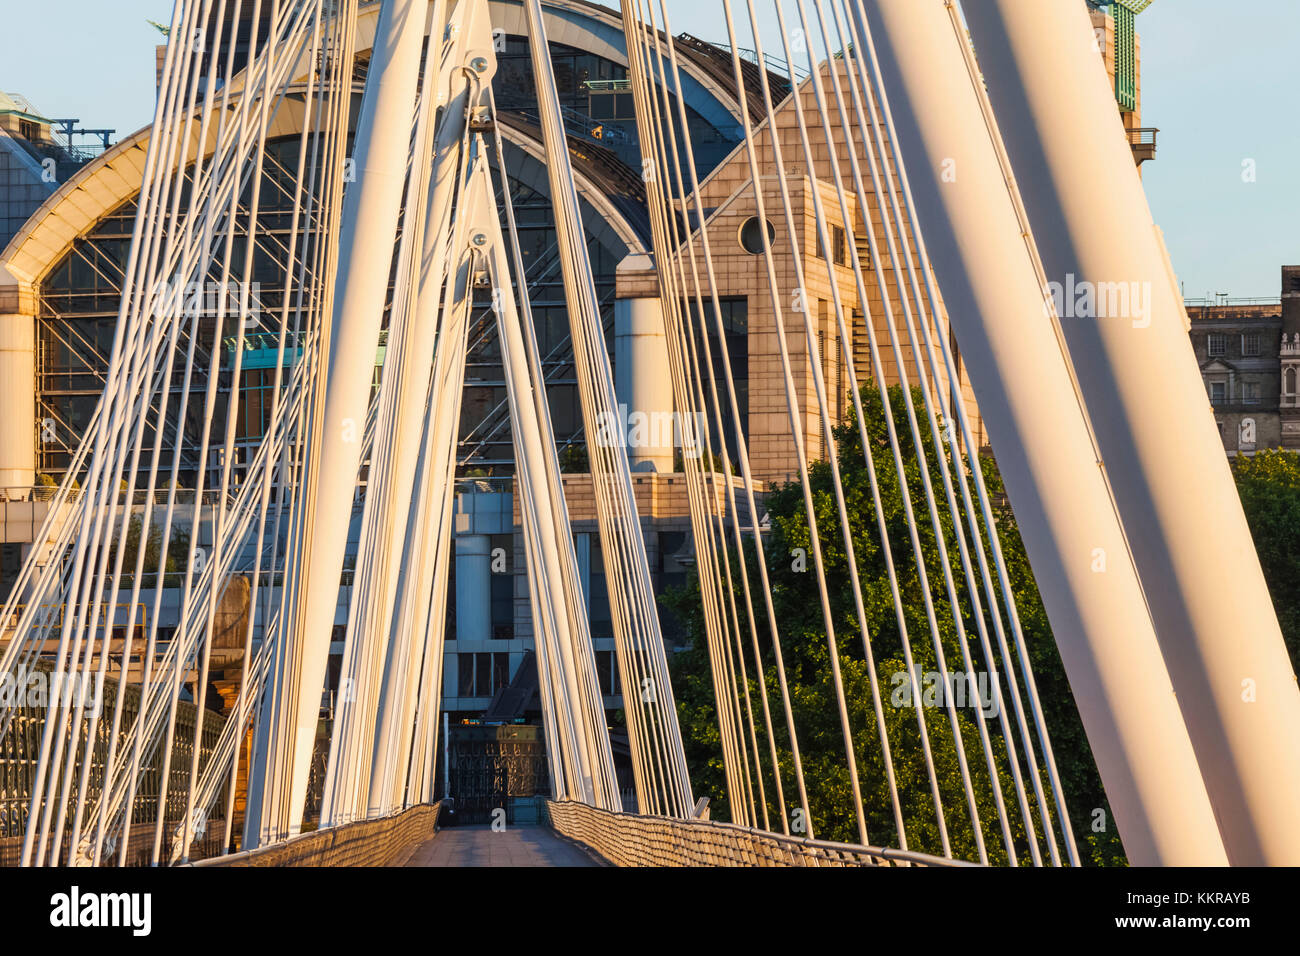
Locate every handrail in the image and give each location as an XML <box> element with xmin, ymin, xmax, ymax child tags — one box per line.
<box><xmin>190</xmin><ymin>801</ymin><xmax>444</xmax><ymax>867</ymax></box>
<box><xmin>545</xmin><ymin>800</ymin><xmax>976</xmax><ymax>867</ymax></box>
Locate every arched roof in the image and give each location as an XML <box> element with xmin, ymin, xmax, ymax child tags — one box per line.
<box><xmin>2</xmin><ymin>0</ymin><xmax>754</xmax><ymax>286</ymax></box>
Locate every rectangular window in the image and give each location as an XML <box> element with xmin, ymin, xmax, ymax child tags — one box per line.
<box><xmin>1241</xmin><ymin>382</ymin><xmax>1261</xmax><ymax>405</ymax></box>
<box><xmin>1242</xmin><ymin>333</ymin><xmax>1262</xmax><ymax>357</ymax></box>
<box><xmin>1210</xmin><ymin>381</ymin><xmax>1227</xmax><ymax>405</ymax></box>
<box><xmin>458</xmin><ymin>654</ymin><xmax>474</xmax><ymax>697</ymax></box>
<box><xmin>491</xmin><ymin>574</ymin><xmax>514</xmax><ymax>640</ymax></box>
<box><xmin>474</xmin><ymin>652</ymin><xmax>492</xmax><ymax>697</ymax></box>
<box><xmin>595</xmin><ymin>650</ymin><xmax>620</xmax><ymax>697</ymax></box>
<box><xmin>679</xmin><ymin>297</ymin><xmax>749</xmax><ymax>465</ymax></box>
<box><xmin>831</xmin><ymin>224</ymin><xmax>847</xmax><ymax>267</ymax></box>
<box><xmin>1208</xmin><ymin>334</ymin><xmax>1228</xmax><ymax>357</ymax></box>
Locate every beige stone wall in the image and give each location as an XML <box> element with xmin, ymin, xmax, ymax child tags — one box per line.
<box><xmin>666</xmin><ymin>61</ymin><xmax>986</xmax><ymax>485</ymax></box>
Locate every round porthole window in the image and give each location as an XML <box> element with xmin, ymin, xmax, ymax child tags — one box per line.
<box><xmin>738</xmin><ymin>216</ymin><xmax>775</xmax><ymax>255</ymax></box>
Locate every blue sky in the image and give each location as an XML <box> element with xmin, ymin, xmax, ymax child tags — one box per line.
<box><xmin>2</xmin><ymin>0</ymin><xmax>1296</xmax><ymax>297</ymax></box>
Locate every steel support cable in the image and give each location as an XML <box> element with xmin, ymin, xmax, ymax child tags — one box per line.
<box><xmin>631</xmin><ymin>1</ymin><xmax>816</xmax><ymax>835</ymax></box>
<box><xmin>22</xmin><ymin>0</ymin><xmax>214</xmax><ymax>865</ymax></box>
<box><xmin>151</xmin><ymin>0</ymin><xmax>287</xmax><ymax>864</ymax></box>
<box><xmin>181</xmin><ymin>0</ymin><xmax>278</xmax><ymax>858</ymax></box>
<box><xmin>198</xmin><ymin>0</ymin><xmax>337</xmax><ymax>852</ymax></box>
<box><xmin>849</xmin><ymin>0</ymin><xmax>1079</xmax><ymax>863</ymax></box>
<box><xmin>91</xmin><ymin>1</ymin><xmax>322</xmax><ymax>858</ymax></box>
<box><xmin>767</xmin><ymin>0</ymin><xmax>996</xmax><ymax>860</ymax></box>
<box><xmin>33</xmin><ymin>0</ymin><xmax>216</xmax><ymax>863</ymax></box>
<box><xmin>166</xmin><ymin>633</ymin><xmax>275</xmax><ymax>861</ymax></box>
<box><xmin>184</xmin><ymin>0</ymin><xmax>333</xmax><ymax>841</ymax></box>
<box><xmin>617</xmin><ymin>25</ymin><xmax>732</xmax><ymax>820</ymax></box>
<box><xmin>647</xmin><ymin>1</ymin><xmax>808</xmax><ymax>834</ymax></box>
<box><xmin>631</xmin><ymin>0</ymin><xmax>772</xmax><ymax>827</ymax></box>
<box><xmin>618</xmin><ymin>0</ymin><xmax>751</xmax><ymax>823</ymax></box>
<box><xmin>806</xmin><ymin>0</ymin><xmax>1035</xmax><ymax>862</ymax></box>
<box><xmin>529</xmin><ymin>1</ymin><xmax>692</xmax><ymax>818</ymax></box>
<box><xmin>490</xmin><ymin>85</ymin><xmax>624</xmax><ymax>809</ymax></box>
<box><xmin>776</xmin><ymin>0</ymin><xmax>1011</xmax><ymax>864</ymax></box>
<box><xmin>823</xmin><ymin>0</ymin><xmax>1042</xmax><ymax>860</ymax></box>
<box><xmin>204</xmin><ymin>0</ymin><xmax>343</xmax><ymax>842</ymax></box>
<box><xmin>714</xmin><ymin>0</ymin><xmax>869</xmax><ymax>845</ymax></box>
<box><xmin>806</xmin><ymin>0</ymin><xmax>1001</xmax><ymax>856</ymax></box>
<box><xmin>86</xmin><ymin>382</ymin><xmax>312</xmax><ymax>865</ymax></box>
<box><xmin>734</xmin><ymin>0</ymin><xmax>958</xmax><ymax>856</ymax></box>
<box><xmin>88</xmin><ymin>360</ymin><xmax>317</xmax><ymax>858</ymax></box>
<box><xmin>639</xmin><ymin>20</ymin><xmax>765</xmax><ymax>827</ymax></box>
<box><xmin>640</xmin><ymin>0</ymin><xmax>795</xmax><ymax>834</ymax></box>
<box><xmin>216</xmin><ymin>0</ymin><xmax>351</xmax><ymax>854</ymax></box>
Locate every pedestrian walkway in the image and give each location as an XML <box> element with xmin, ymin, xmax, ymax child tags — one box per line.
<box><xmin>401</xmin><ymin>825</ymin><xmax>603</xmax><ymax>867</ymax></box>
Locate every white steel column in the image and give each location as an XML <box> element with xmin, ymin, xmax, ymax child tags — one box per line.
<box><xmin>859</xmin><ymin>0</ymin><xmax>1227</xmax><ymax>865</ymax></box>
<box><xmin>252</xmin><ymin>0</ymin><xmax>429</xmax><ymax>843</ymax></box>
<box><xmin>363</xmin><ymin>0</ymin><xmax>490</xmax><ymax>818</ymax></box>
<box><xmin>464</xmin><ymin>151</ymin><xmax>608</xmax><ymax>806</ymax></box>
<box><xmin>962</xmin><ymin>0</ymin><xmax>1300</xmax><ymax>866</ymax></box>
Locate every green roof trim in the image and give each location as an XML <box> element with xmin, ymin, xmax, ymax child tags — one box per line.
<box><xmin>1112</xmin><ymin>4</ymin><xmax>1138</xmax><ymax>112</ymax></box>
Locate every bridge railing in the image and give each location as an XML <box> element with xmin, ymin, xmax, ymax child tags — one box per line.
<box><xmin>190</xmin><ymin>801</ymin><xmax>444</xmax><ymax>867</ymax></box>
<box><xmin>545</xmin><ymin>800</ymin><xmax>973</xmax><ymax>867</ymax></box>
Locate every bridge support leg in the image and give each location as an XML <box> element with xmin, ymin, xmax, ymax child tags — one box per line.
<box><xmin>246</xmin><ymin>0</ymin><xmax>429</xmax><ymax>846</ymax></box>
<box><xmin>858</xmin><ymin>0</ymin><xmax>1227</xmax><ymax>865</ymax></box>
<box><xmin>962</xmin><ymin>0</ymin><xmax>1300</xmax><ymax>866</ymax></box>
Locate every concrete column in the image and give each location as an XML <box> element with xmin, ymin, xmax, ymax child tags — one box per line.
<box><xmin>963</xmin><ymin>0</ymin><xmax>1300</xmax><ymax>865</ymax></box>
<box><xmin>0</xmin><ymin>266</ymin><xmax>36</xmax><ymax>493</ymax></box>
<box><xmin>614</xmin><ymin>254</ymin><xmax>674</xmax><ymax>472</ymax></box>
<box><xmin>859</xmin><ymin>0</ymin><xmax>1226</xmax><ymax>865</ymax></box>
<box><xmin>454</xmin><ymin>533</ymin><xmax>491</xmax><ymax>644</ymax></box>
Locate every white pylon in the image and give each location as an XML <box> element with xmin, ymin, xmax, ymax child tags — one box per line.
<box><xmin>962</xmin><ymin>0</ymin><xmax>1300</xmax><ymax>866</ymax></box>
<box><xmin>858</xmin><ymin>0</ymin><xmax>1227</xmax><ymax>865</ymax></box>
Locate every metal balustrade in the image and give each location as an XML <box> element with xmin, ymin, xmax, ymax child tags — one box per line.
<box><xmin>544</xmin><ymin>800</ymin><xmax>971</xmax><ymax>868</ymax></box>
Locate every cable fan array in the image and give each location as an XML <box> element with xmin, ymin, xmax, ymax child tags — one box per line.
<box><xmin>0</xmin><ymin>0</ymin><xmax>358</xmax><ymax>865</ymax></box>
<box><xmin>618</xmin><ymin>0</ymin><xmax>1078</xmax><ymax>865</ymax></box>
<box><xmin>0</xmin><ymin>0</ymin><xmax>1090</xmax><ymax>869</ymax></box>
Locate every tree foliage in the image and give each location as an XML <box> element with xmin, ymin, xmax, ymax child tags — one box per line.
<box><xmin>665</xmin><ymin>381</ymin><xmax>1125</xmax><ymax>865</ymax></box>
<box><xmin>1231</xmin><ymin>449</ymin><xmax>1300</xmax><ymax>671</ymax></box>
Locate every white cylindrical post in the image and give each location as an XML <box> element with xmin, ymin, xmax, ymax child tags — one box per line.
<box><xmin>859</xmin><ymin>0</ymin><xmax>1226</xmax><ymax>865</ymax></box>
<box><xmin>454</xmin><ymin>533</ymin><xmax>492</xmax><ymax>645</ymax></box>
<box><xmin>614</xmin><ymin>254</ymin><xmax>675</xmax><ymax>472</ymax></box>
<box><xmin>252</xmin><ymin>0</ymin><xmax>429</xmax><ymax>844</ymax></box>
<box><xmin>963</xmin><ymin>0</ymin><xmax>1300</xmax><ymax>865</ymax></box>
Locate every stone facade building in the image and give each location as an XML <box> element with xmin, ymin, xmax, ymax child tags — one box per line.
<box><xmin>1188</xmin><ymin>266</ymin><xmax>1300</xmax><ymax>456</ymax></box>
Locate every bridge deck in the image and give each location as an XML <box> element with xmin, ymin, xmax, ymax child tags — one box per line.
<box><xmin>401</xmin><ymin>825</ymin><xmax>603</xmax><ymax>867</ymax></box>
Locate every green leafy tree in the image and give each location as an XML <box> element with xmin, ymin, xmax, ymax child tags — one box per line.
<box><xmin>113</xmin><ymin>515</ymin><xmax>191</xmax><ymax>588</ymax></box>
<box><xmin>1231</xmin><ymin>449</ymin><xmax>1300</xmax><ymax>671</ymax></box>
<box><xmin>665</xmin><ymin>381</ymin><xmax>1125</xmax><ymax>865</ymax></box>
